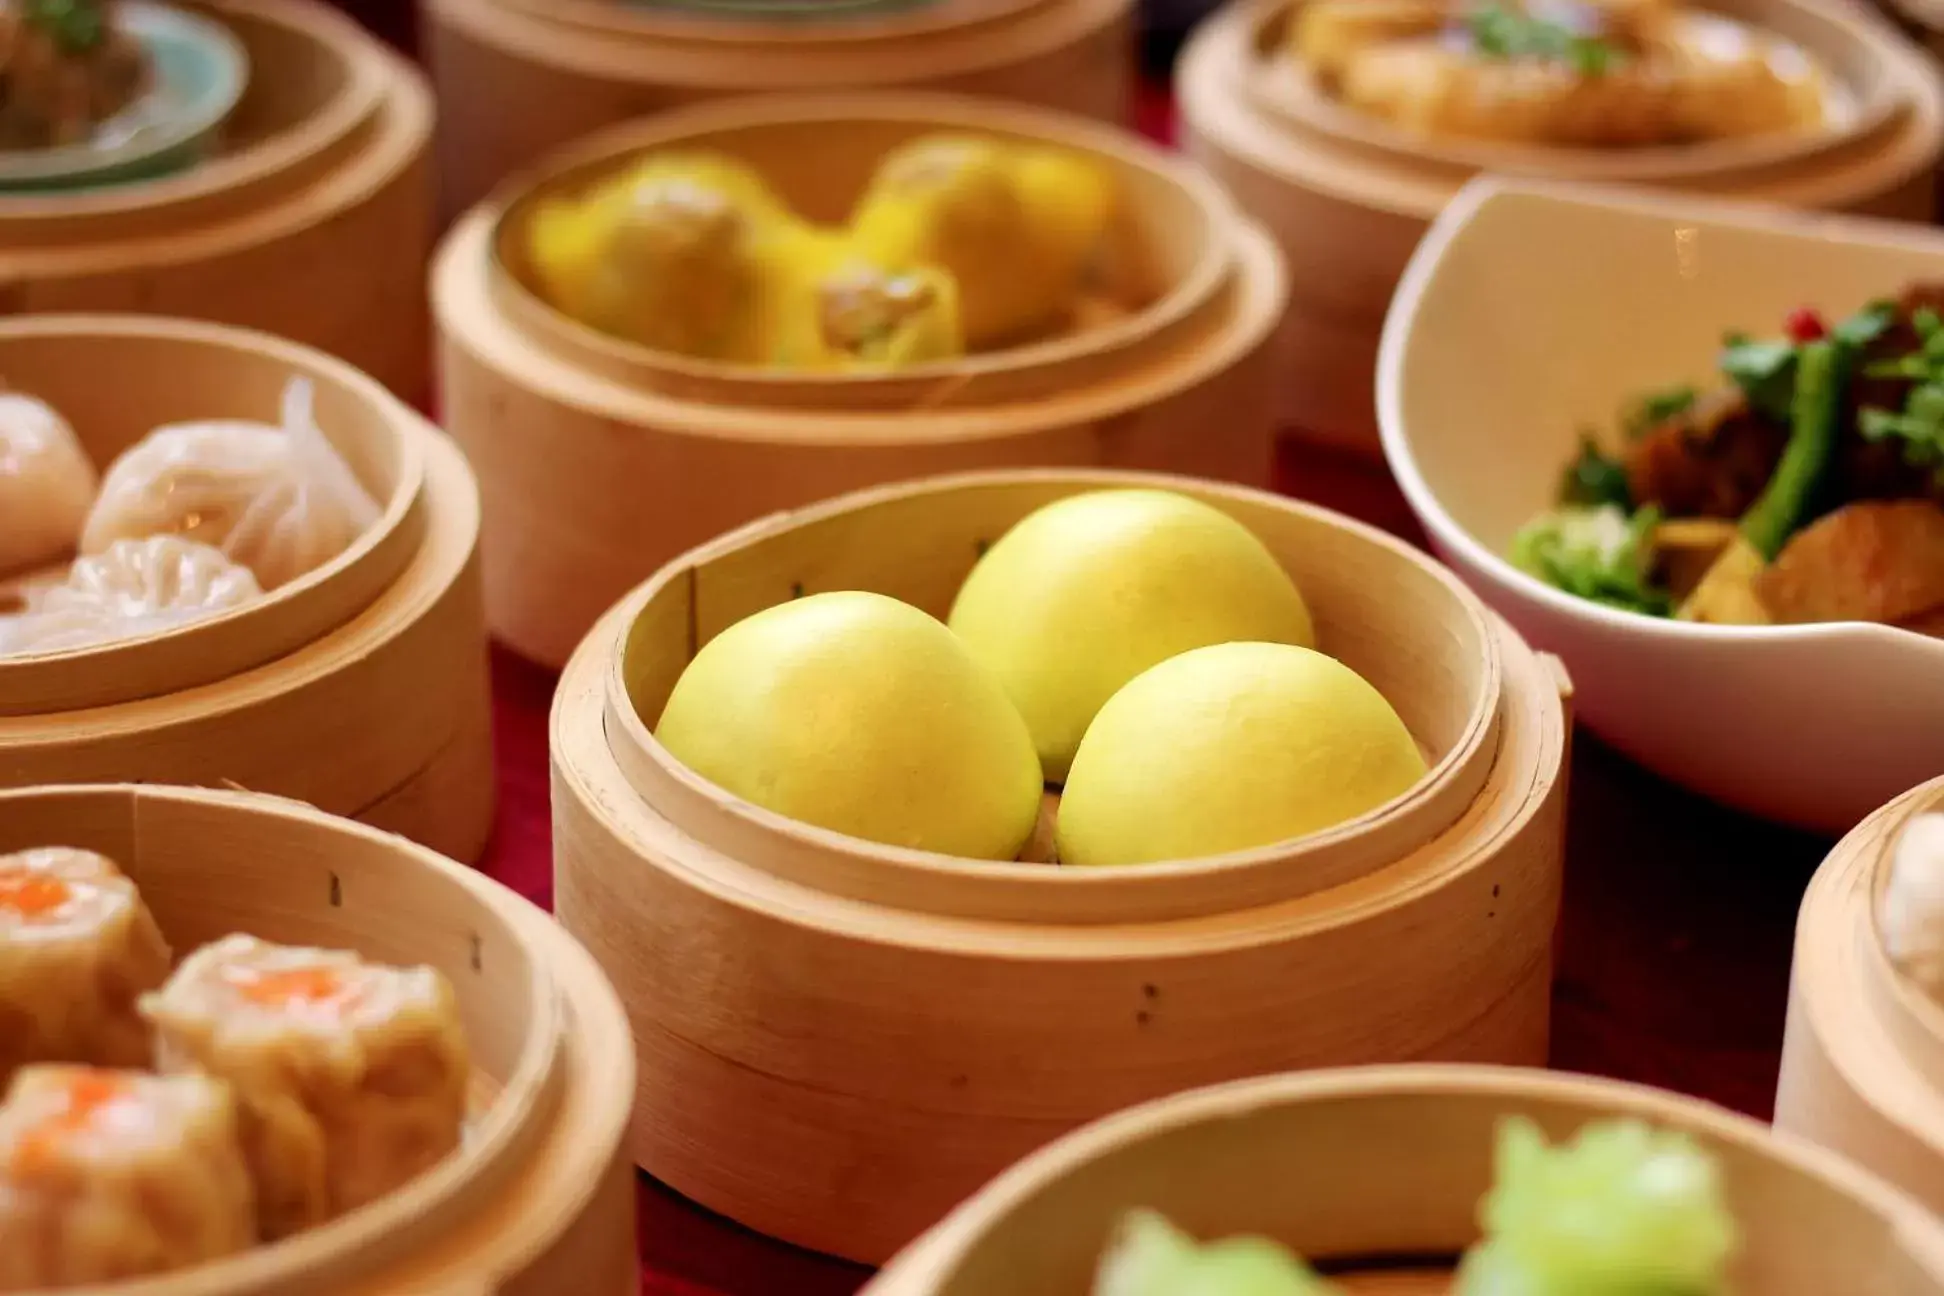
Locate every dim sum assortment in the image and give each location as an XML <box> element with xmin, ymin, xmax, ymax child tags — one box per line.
<box><xmin>1511</xmin><ymin>287</ymin><xmax>1944</xmax><ymax>630</ymax></box>
<box><xmin>0</xmin><ymin>376</ymin><xmax>377</xmax><ymax>659</ymax></box>
<box><xmin>522</xmin><ymin>135</ymin><xmax>1130</xmax><ymax>370</ymax></box>
<box><xmin>1290</xmin><ymin>0</ymin><xmax>1831</xmax><ymax>149</ymax></box>
<box><xmin>0</xmin><ymin>846</ymin><xmax>473</xmax><ymax>1289</ymax></box>
<box><xmin>1092</xmin><ymin>1115</ymin><xmax>1736</xmax><ymax>1294</ymax></box>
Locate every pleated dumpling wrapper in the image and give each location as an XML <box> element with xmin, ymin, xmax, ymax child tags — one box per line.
<box><xmin>0</xmin><ymin>394</ymin><xmax>97</xmax><ymax>577</ymax></box>
<box><xmin>140</xmin><ymin>934</ymin><xmax>470</xmax><ymax>1240</ymax></box>
<box><xmin>79</xmin><ymin>378</ymin><xmax>380</xmax><ymax>592</ymax></box>
<box><xmin>848</xmin><ymin>133</ymin><xmax>1117</xmax><ymax>349</ymax></box>
<box><xmin>0</xmin><ymin>536</ymin><xmax>262</xmax><ymax>659</ymax></box>
<box><xmin>761</xmin><ymin>226</ymin><xmax>964</xmax><ymax>371</ymax></box>
<box><xmin>0</xmin><ymin>848</ymin><xmax>172</xmax><ymax>1087</ymax></box>
<box><xmin>1879</xmin><ymin>812</ymin><xmax>1944</xmax><ymax>1002</ymax></box>
<box><xmin>0</xmin><ymin>1067</ymin><xmax>256</xmax><ymax>1290</ymax></box>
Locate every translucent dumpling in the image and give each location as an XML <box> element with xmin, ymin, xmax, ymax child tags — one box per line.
<box><xmin>1881</xmin><ymin>813</ymin><xmax>1944</xmax><ymax>1001</ymax></box>
<box><xmin>0</xmin><ymin>536</ymin><xmax>262</xmax><ymax>658</ymax></box>
<box><xmin>79</xmin><ymin>378</ymin><xmax>379</xmax><ymax>591</ymax></box>
<box><xmin>847</xmin><ymin>134</ymin><xmax>1117</xmax><ymax>349</ymax></box>
<box><xmin>0</xmin><ymin>393</ymin><xmax>97</xmax><ymax>577</ymax></box>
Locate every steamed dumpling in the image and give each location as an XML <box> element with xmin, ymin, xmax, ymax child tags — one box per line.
<box><xmin>760</xmin><ymin>228</ymin><xmax>964</xmax><ymax>371</ymax></box>
<box><xmin>80</xmin><ymin>379</ymin><xmax>379</xmax><ymax>590</ymax></box>
<box><xmin>1881</xmin><ymin>813</ymin><xmax>1944</xmax><ymax>1001</ymax></box>
<box><xmin>0</xmin><ymin>394</ymin><xmax>97</xmax><ymax>577</ymax></box>
<box><xmin>848</xmin><ymin>134</ymin><xmax>1117</xmax><ymax>348</ymax></box>
<box><xmin>0</xmin><ymin>537</ymin><xmax>261</xmax><ymax>657</ymax></box>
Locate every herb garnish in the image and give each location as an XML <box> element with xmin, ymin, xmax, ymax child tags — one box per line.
<box><xmin>22</xmin><ymin>0</ymin><xmax>107</xmax><ymax>55</ymax></box>
<box><xmin>1510</xmin><ymin>503</ymin><xmax>1671</xmax><ymax>616</ymax></box>
<box><xmin>1720</xmin><ymin>300</ymin><xmax>1894</xmax><ymax>424</ymax></box>
<box><xmin>1559</xmin><ymin>434</ymin><xmax>1633</xmax><ymax>508</ymax></box>
<box><xmin>1621</xmin><ymin>385</ymin><xmax>1697</xmax><ymax>440</ymax></box>
<box><xmin>1465</xmin><ymin>4</ymin><xmax>1622</xmax><ymax>76</ymax></box>
<box><xmin>1860</xmin><ymin>306</ymin><xmax>1944</xmax><ymax>471</ymax></box>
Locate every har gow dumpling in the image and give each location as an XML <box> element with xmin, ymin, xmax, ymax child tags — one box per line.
<box><xmin>1880</xmin><ymin>813</ymin><xmax>1944</xmax><ymax>1001</ymax></box>
<box><xmin>0</xmin><ymin>537</ymin><xmax>261</xmax><ymax>658</ymax></box>
<box><xmin>0</xmin><ymin>394</ymin><xmax>97</xmax><ymax>577</ymax></box>
<box><xmin>80</xmin><ymin>379</ymin><xmax>380</xmax><ymax>591</ymax></box>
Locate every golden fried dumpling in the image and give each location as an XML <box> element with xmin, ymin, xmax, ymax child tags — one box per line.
<box><xmin>0</xmin><ymin>848</ymin><xmax>172</xmax><ymax>1087</ymax></box>
<box><xmin>1291</xmin><ymin>0</ymin><xmax>1447</xmax><ymax>85</ymax></box>
<box><xmin>0</xmin><ymin>1067</ymin><xmax>255</xmax><ymax>1289</ymax></box>
<box><xmin>1655</xmin><ymin>13</ymin><xmax>1826</xmax><ymax>139</ymax></box>
<box><xmin>141</xmin><ymin>934</ymin><xmax>470</xmax><ymax>1241</ymax></box>
<box><xmin>848</xmin><ymin>134</ymin><xmax>1117</xmax><ymax>349</ymax></box>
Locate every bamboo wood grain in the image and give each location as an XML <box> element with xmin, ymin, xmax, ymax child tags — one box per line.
<box><xmin>0</xmin><ymin>318</ymin><xmax>495</xmax><ymax>864</ymax></box>
<box><xmin>1774</xmin><ymin>775</ymin><xmax>1944</xmax><ymax>1215</ymax></box>
<box><xmin>436</xmin><ymin>93</ymin><xmax>1289</xmax><ymax>668</ymax></box>
<box><xmin>862</xmin><ymin>1065</ymin><xmax>1944</xmax><ymax>1295</ymax></box>
<box><xmin>1178</xmin><ymin>0</ymin><xmax>1944</xmax><ymax>456</ymax></box>
<box><xmin>0</xmin><ymin>784</ymin><xmax>636</xmax><ymax>1296</ymax></box>
<box><xmin>550</xmin><ymin>468</ymin><xmax>1572</xmax><ymax>1264</ymax></box>
<box><xmin>423</xmin><ymin>0</ymin><xmax>1133</xmax><ymax>221</ymax></box>
<box><xmin>0</xmin><ymin>0</ymin><xmax>436</xmax><ymax>405</ymax></box>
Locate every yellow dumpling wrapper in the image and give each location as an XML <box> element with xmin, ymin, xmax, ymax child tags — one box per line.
<box><xmin>847</xmin><ymin>134</ymin><xmax>1116</xmax><ymax>350</ymax></box>
<box><xmin>753</xmin><ymin>225</ymin><xmax>964</xmax><ymax>371</ymax></box>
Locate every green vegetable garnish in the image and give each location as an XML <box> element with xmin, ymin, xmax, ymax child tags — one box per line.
<box><xmin>22</xmin><ymin>0</ymin><xmax>107</xmax><ymax>55</ymax></box>
<box><xmin>1464</xmin><ymin>4</ymin><xmax>1621</xmax><ymax>76</ymax></box>
<box><xmin>1717</xmin><ymin>334</ymin><xmax>1797</xmax><ymax>425</ymax></box>
<box><xmin>1861</xmin><ymin>306</ymin><xmax>1944</xmax><ymax>473</ymax></box>
<box><xmin>1738</xmin><ymin>337</ymin><xmax>1845</xmax><ymax>561</ymax></box>
<box><xmin>1454</xmin><ymin>1117</ymin><xmax>1736</xmax><ymax>1296</ymax></box>
<box><xmin>1620</xmin><ymin>385</ymin><xmax>1697</xmax><ymax>441</ymax></box>
<box><xmin>1834</xmin><ymin>299</ymin><xmax>1897</xmax><ymax>349</ymax></box>
<box><xmin>1510</xmin><ymin>504</ymin><xmax>1670</xmax><ymax>616</ymax></box>
<box><xmin>1094</xmin><ymin>1211</ymin><xmax>1339</xmax><ymax>1296</ymax></box>
<box><xmin>1558</xmin><ymin>435</ymin><xmax>1632</xmax><ymax>509</ymax></box>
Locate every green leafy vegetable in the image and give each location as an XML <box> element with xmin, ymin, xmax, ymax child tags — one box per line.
<box><xmin>1718</xmin><ymin>334</ymin><xmax>1797</xmax><ymax>424</ymax></box>
<box><xmin>1619</xmin><ymin>385</ymin><xmax>1697</xmax><ymax>441</ymax></box>
<box><xmin>1094</xmin><ymin>1211</ymin><xmax>1339</xmax><ymax>1296</ymax></box>
<box><xmin>1558</xmin><ymin>435</ymin><xmax>1633</xmax><ymax>509</ymax></box>
<box><xmin>1834</xmin><ymin>299</ymin><xmax>1896</xmax><ymax>349</ymax></box>
<box><xmin>1861</xmin><ymin>307</ymin><xmax>1944</xmax><ymax>473</ymax></box>
<box><xmin>1739</xmin><ymin>337</ymin><xmax>1846</xmax><ymax>560</ymax></box>
<box><xmin>1510</xmin><ymin>504</ymin><xmax>1671</xmax><ymax>616</ymax></box>
<box><xmin>22</xmin><ymin>0</ymin><xmax>107</xmax><ymax>55</ymax></box>
<box><xmin>1464</xmin><ymin>4</ymin><xmax>1621</xmax><ymax>76</ymax></box>
<box><xmin>1454</xmin><ymin>1117</ymin><xmax>1736</xmax><ymax>1296</ymax></box>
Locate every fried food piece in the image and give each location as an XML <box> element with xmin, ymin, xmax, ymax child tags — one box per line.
<box><xmin>1652</xmin><ymin>516</ymin><xmax>1738</xmax><ymax>600</ymax></box>
<box><xmin>1626</xmin><ymin>390</ymin><xmax>1787</xmax><ymax>519</ymax></box>
<box><xmin>1755</xmin><ymin>500</ymin><xmax>1944</xmax><ymax>625</ymax></box>
<box><xmin>1676</xmin><ymin>534</ymin><xmax>1771</xmax><ymax>625</ymax></box>
<box><xmin>1291</xmin><ymin>0</ymin><xmax>1447</xmax><ymax>85</ymax></box>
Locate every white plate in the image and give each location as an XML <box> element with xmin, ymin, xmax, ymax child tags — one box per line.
<box><xmin>1378</xmin><ymin>175</ymin><xmax>1944</xmax><ymax>835</ymax></box>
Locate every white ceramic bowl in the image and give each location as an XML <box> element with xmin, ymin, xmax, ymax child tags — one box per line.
<box><xmin>1378</xmin><ymin>176</ymin><xmax>1944</xmax><ymax>836</ymax></box>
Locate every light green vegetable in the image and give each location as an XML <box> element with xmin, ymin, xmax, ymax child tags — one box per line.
<box><xmin>1453</xmin><ymin>1117</ymin><xmax>1737</xmax><ymax>1296</ymax></box>
<box><xmin>1094</xmin><ymin>1211</ymin><xmax>1338</xmax><ymax>1296</ymax></box>
<box><xmin>1509</xmin><ymin>504</ymin><xmax>1671</xmax><ymax>617</ymax></box>
<box><xmin>1738</xmin><ymin>337</ymin><xmax>1845</xmax><ymax>562</ymax></box>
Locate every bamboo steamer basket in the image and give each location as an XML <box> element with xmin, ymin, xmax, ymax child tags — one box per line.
<box><xmin>0</xmin><ymin>0</ymin><xmax>435</xmax><ymax>406</ymax></box>
<box><xmin>0</xmin><ymin>316</ymin><xmax>495</xmax><ymax>865</ymax></box>
<box><xmin>551</xmin><ymin>467</ymin><xmax>1574</xmax><ymax>1264</ymax></box>
<box><xmin>0</xmin><ymin>782</ymin><xmax>636</xmax><ymax>1295</ymax></box>
<box><xmin>1774</xmin><ymin>774</ymin><xmax>1944</xmax><ymax>1215</ymax></box>
<box><xmin>863</xmin><ymin>1064</ymin><xmax>1944</xmax><ymax>1296</ymax></box>
<box><xmin>435</xmin><ymin>91</ymin><xmax>1289</xmax><ymax>669</ymax></box>
<box><xmin>424</xmin><ymin>0</ymin><xmax>1134</xmax><ymax>221</ymax></box>
<box><xmin>1179</xmin><ymin>0</ymin><xmax>1944</xmax><ymax>457</ymax></box>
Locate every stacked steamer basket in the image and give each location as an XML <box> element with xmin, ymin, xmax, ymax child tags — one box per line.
<box><xmin>0</xmin><ymin>0</ymin><xmax>435</xmax><ymax>405</ymax></box>
<box><xmin>550</xmin><ymin>468</ymin><xmax>1573</xmax><ymax>1264</ymax></box>
<box><xmin>0</xmin><ymin>782</ymin><xmax>637</xmax><ymax>1294</ymax></box>
<box><xmin>424</xmin><ymin>0</ymin><xmax>1135</xmax><ymax>220</ymax></box>
<box><xmin>435</xmin><ymin>92</ymin><xmax>1289</xmax><ymax>669</ymax></box>
<box><xmin>863</xmin><ymin>1066</ymin><xmax>1944</xmax><ymax>1295</ymax></box>
<box><xmin>1179</xmin><ymin>0</ymin><xmax>1944</xmax><ymax>455</ymax></box>
<box><xmin>1775</xmin><ymin>774</ymin><xmax>1944</xmax><ymax>1213</ymax></box>
<box><xmin>0</xmin><ymin>317</ymin><xmax>494</xmax><ymax>864</ymax></box>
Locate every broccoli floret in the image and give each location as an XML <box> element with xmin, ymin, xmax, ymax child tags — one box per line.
<box><xmin>1509</xmin><ymin>504</ymin><xmax>1671</xmax><ymax>617</ymax></box>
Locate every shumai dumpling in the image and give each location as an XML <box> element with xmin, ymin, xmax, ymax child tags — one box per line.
<box><xmin>80</xmin><ymin>378</ymin><xmax>379</xmax><ymax>591</ymax></box>
<box><xmin>0</xmin><ymin>849</ymin><xmax>172</xmax><ymax>1088</ymax></box>
<box><xmin>525</xmin><ymin>150</ymin><xmax>798</xmax><ymax>362</ymax></box>
<box><xmin>0</xmin><ymin>393</ymin><xmax>97</xmax><ymax>577</ymax></box>
<box><xmin>0</xmin><ymin>536</ymin><xmax>262</xmax><ymax>658</ymax></box>
<box><xmin>141</xmin><ymin>935</ymin><xmax>471</xmax><ymax>1240</ymax></box>
<box><xmin>756</xmin><ymin>225</ymin><xmax>964</xmax><ymax>371</ymax></box>
<box><xmin>848</xmin><ymin>134</ymin><xmax>1118</xmax><ymax>349</ymax></box>
<box><xmin>0</xmin><ymin>1067</ymin><xmax>256</xmax><ymax>1290</ymax></box>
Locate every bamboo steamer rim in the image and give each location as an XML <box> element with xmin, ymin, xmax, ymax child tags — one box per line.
<box><xmin>1239</xmin><ymin>0</ymin><xmax>1909</xmax><ymax>185</ymax></box>
<box><xmin>1867</xmin><ymin>782</ymin><xmax>1944</xmax><ymax>1076</ymax></box>
<box><xmin>582</xmin><ymin>467</ymin><xmax>1523</xmax><ymax>924</ymax></box>
<box><xmin>0</xmin><ymin>314</ymin><xmax>430</xmax><ymax>717</ymax></box>
<box><xmin>480</xmin><ymin>90</ymin><xmax>1237</xmax><ymax>408</ymax></box>
<box><xmin>0</xmin><ymin>0</ymin><xmax>388</xmax><ymax>234</ymax></box>
<box><xmin>867</xmin><ymin>1063</ymin><xmax>1944</xmax><ymax>1292</ymax></box>
<box><xmin>1179</xmin><ymin>0</ymin><xmax>1944</xmax><ymax>223</ymax></box>
<box><xmin>491</xmin><ymin>0</ymin><xmax>1048</xmax><ymax>46</ymax></box>
<box><xmin>0</xmin><ymin>782</ymin><xmax>583</xmax><ymax>1296</ymax></box>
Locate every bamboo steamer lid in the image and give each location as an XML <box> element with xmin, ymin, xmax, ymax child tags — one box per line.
<box><xmin>0</xmin><ymin>0</ymin><xmax>435</xmax><ymax>406</ymax></box>
<box><xmin>0</xmin><ymin>782</ymin><xmax>636</xmax><ymax>1295</ymax></box>
<box><xmin>1775</xmin><ymin>774</ymin><xmax>1944</xmax><ymax>1214</ymax></box>
<box><xmin>551</xmin><ymin>467</ymin><xmax>1573</xmax><ymax>1263</ymax></box>
<box><xmin>436</xmin><ymin>91</ymin><xmax>1289</xmax><ymax>669</ymax></box>
<box><xmin>864</xmin><ymin>1064</ymin><xmax>1944</xmax><ymax>1294</ymax></box>
<box><xmin>1179</xmin><ymin>0</ymin><xmax>1944</xmax><ymax>456</ymax></box>
<box><xmin>424</xmin><ymin>0</ymin><xmax>1134</xmax><ymax>220</ymax></box>
<box><xmin>0</xmin><ymin>316</ymin><xmax>494</xmax><ymax>865</ymax></box>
